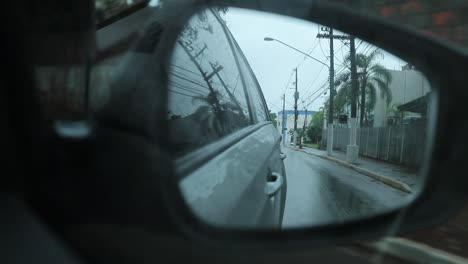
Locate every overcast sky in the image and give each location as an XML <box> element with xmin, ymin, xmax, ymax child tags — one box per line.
<box><xmin>224</xmin><ymin>8</ymin><xmax>404</xmax><ymax>114</ymax></box>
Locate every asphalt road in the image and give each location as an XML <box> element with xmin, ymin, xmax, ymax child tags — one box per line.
<box><xmin>282</xmin><ymin>147</ymin><xmax>410</xmax><ymax>228</ymax></box>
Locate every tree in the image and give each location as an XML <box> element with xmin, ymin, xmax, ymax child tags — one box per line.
<box><xmin>269</xmin><ymin>112</ymin><xmax>278</xmax><ymax>127</ymax></box>
<box><xmin>334</xmin><ymin>49</ymin><xmax>393</xmax><ymax>127</ymax></box>
<box><xmin>306</xmin><ymin>111</ymin><xmax>324</xmax><ymax>144</ymax></box>
<box><xmin>186</xmin><ymin>90</ymin><xmax>249</xmax><ymax>143</ymax></box>
<box><xmin>387</xmin><ymin>102</ymin><xmax>405</xmax><ymax>126</ymax></box>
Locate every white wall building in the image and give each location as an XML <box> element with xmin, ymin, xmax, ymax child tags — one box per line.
<box><xmin>372</xmin><ymin>69</ymin><xmax>431</xmax><ymax>127</ymax></box>
<box><xmin>276</xmin><ymin>110</ymin><xmax>317</xmax><ymax>134</ymax></box>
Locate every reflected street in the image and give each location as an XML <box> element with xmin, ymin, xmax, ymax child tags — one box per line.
<box><xmin>282</xmin><ymin>147</ymin><xmax>408</xmax><ymax>228</ymax></box>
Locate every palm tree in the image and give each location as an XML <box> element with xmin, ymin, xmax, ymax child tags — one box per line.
<box><xmin>334</xmin><ymin>49</ymin><xmax>392</xmax><ymax>127</ymax></box>
<box><xmin>191</xmin><ymin>90</ymin><xmax>249</xmax><ymax>138</ymax></box>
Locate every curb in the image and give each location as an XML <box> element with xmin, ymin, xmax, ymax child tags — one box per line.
<box><xmin>366</xmin><ymin>237</ymin><xmax>468</xmax><ymax>264</ymax></box>
<box><xmin>291</xmin><ymin>147</ymin><xmax>412</xmax><ymax>193</ymax></box>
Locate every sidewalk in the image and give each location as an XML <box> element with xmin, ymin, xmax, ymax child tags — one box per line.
<box><xmin>299</xmin><ymin>147</ymin><xmax>417</xmax><ymax>188</ymax></box>
<box><xmin>292</xmin><ymin>146</ymin><xmax>468</xmax><ymax>259</ymax></box>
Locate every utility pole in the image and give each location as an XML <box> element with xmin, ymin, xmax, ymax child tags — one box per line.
<box><xmin>328</xmin><ymin>28</ymin><xmax>334</xmax><ymax>156</ymax></box>
<box><xmin>317</xmin><ymin>28</ymin><xmax>349</xmax><ymax>156</ymax></box>
<box><xmin>282</xmin><ymin>94</ymin><xmax>286</xmax><ymax>146</ymax></box>
<box><xmin>293</xmin><ymin>68</ymin><xmax>299</xmax><ymax>148</ymax></box>
<box><xmin>303</xmin><ymin>109</ymin><xmax>308</xmax><ymax>131</ymax></box>
<box><xmin>300</xmin><ymin>108</ymin><xmax>308</xmax><ymax>149</ymax></box>
<box><xmin>346</xmin><ymin>36</ymin><xmax>360</xmax><ymax>163</ymax></box>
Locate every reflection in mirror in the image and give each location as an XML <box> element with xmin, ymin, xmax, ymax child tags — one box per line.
<box><xmin>168</xmin><ymin>7</ymin><xmax>435</xmax><ymax>229</ymax></box>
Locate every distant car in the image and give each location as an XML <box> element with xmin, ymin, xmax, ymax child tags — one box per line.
<box><xmin>167</xmin><ymin>8</ymin><xmax>287</xmax><ymax>228</ymax></box>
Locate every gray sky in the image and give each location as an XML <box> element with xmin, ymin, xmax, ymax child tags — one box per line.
<box><xmin>224</xmin><ymin>8</ymin><xmax>404</xmax><ymax>114</ymax></box>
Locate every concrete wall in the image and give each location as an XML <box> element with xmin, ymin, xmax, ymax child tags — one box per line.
<box><xmin>373</xmin><ymin>69</ymin><xmax>431</xmax><ymax>127</ymax></box>
<box><xmin>277</xmin><ymin>110</ymin><xmax>317</xmax><ymax>133</ymax></box>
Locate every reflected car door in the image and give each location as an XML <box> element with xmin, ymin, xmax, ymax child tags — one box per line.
<box><xmin>228</xmin><ymin>30</ymin><xmax>287</xmax><ymax>227</ymax></box>
<box><xmin>169</xmin><ymin>8</ymin><xmax>283</xmax><ymax>228</ymax></box>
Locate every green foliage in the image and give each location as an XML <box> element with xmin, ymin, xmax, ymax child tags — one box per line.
<box><xmin>269</xmin><ymin>112</ymin><xmax>277</xmax><ymax>127</ymax></box>
<box><xmin>306</xmin><ymin>111</ymin><xmax>324</xmax><ymax>144</ymax></box>
<box><xmin>331</xmin><ymin>49</ymin><xmax>392</xmax><ymax>127</ymax></box>
<box><xmin>387</xmin><ymin>102</ymin><xmax>405</xmax><ymax>126</ymax></box>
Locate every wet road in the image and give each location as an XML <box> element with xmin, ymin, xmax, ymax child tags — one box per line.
<box><xmin>282</xmin><ymin>147</ymin><xmax>410</xmax><ymax>228</ymax></box>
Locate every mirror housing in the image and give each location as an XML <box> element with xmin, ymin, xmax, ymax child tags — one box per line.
<box><xmin>97</xmin><ymin>0</ymin><xmax>468</xmax><ymax>248</ymax></box>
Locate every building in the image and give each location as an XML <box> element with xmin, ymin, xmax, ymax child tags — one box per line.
<box><xmin>276</xmin><ymin>110</ymin><xmax>317</xmax><ymax>134</ymax></box>
<box><xmin>372</xmin><ymin>68</ymin><xmax>431</xmax><ymax>127</ymax></box>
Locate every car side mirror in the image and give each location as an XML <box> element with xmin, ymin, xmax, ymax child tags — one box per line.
<box><xmin>85</xmin><ymin>0</ymin><xmax>468</xmax><ymax>248</ymax></box>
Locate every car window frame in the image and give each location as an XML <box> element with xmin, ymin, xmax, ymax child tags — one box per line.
<box><xmin>96</xmin><ymin>0</ymin><xmax>150</xmax><ymax>29</ymax></box>
<box><xmin>210</xmin><ymin>8</ymin><xmax>256</xmax><ymax>125</ymax></box>
<box><xmin>228</xmin><ymin>31</ymin><xmax>271</xmax><ymax>124</ymax></box>
<box><xmin>173</xmin><ymin>8</ymin><xmax>273</xmax><ymax>173</ymax></box>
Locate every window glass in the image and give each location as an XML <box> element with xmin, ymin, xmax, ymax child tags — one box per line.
<box><xmin>231</xmin><ymin>42</ymin><xmax>269</xmax><ymax>122</ymax></box>
<box><xmin>95</xmin><ymin>0</ymin><xmax>149</xmax><ymax>25</ymax></box>
<box><xmin>167</xmin><ymin>9</ymin><xmax>251</xmax><ymax>156</ymax></box>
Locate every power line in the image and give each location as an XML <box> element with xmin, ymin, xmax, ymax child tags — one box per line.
<box><xmin>341</xmin><ymin>42</ymin><xmax>347</xmax><ymax>67</ymax></box>
<box><xmin>365</xmin><ymin>47</ymin><xmax>379</xmax><ymax>57</ymax></box>
<box><xmin>334</xmin><ymin>55</ymin><xmax>345</xmax><ymax>67</ymax></box>
<box><xmin>302</xmin><ymin>51</ymin><xmax>347</xmax><ymax>103</ymax></box>
<box><xmin>171</xmin><ymin>65</ymin><xmax>232</xmax><ymax>88</ymax></box>
<box><xmin>334</xmin><ymin>41</ymin><xmax>346</xmax><ymax>57</ymax></box>
<box><xmin>265</xmin><ymin>98</ymin><xmax>282</xmax><ymax>111</ymax></box>
<box><xmin>303</xmin><ymin>53</ymin><xmax>348</xmax><ymax>111</ymax></box>
<box><xmin>297</xmin><ymin>40</ymin><xmax>320</xmax><ymax>68</ymax></box>
<box><xmin>279</xmin><ymin>41</ymin><xmax>321</xmax><ymax>110</ymax></box>
<box><xmin>169</xmin><ymin>72</ymin><xmax>209</xmax><ymax>89</ymax></box>
<box><xmin>303</xmin><ymin>81</ymin><xmax>328</xmax><ymax>102</ymax></box>
<box><xmin>283</xmin><ymin>69</ymin><xmax>295</xmax><ymax>94</ymax></box>
<box><xmin>231</xmin><ymin>74</ymin><xmax>240</xmax><ymax>94</ymax></box>
<box><xmin>304</xmin><ymin>86</ymin><xmax>328</xmax><ymax>109</ymax></box>
<box><xmin>300</xmin><ymin>64</ymin><xmax>326</xmax><ymax>98</ymax></box>
<box><xmin>356</xmin><ymin>39</ymin><xmax>363</xmax><ymax>50</ymax></box>
<box><xmin>361</xmin><ymin>43</ymin><xmax>373</xmax><ymax>56</ymax></box>
<box><xmin>171</xmin><ymin>63</ymin><xmax>202</xmax><ymax>77</ymax></box>
<box><xmin>318</xmin><ymin>38</ymin><xmax>328</xmax><ymax>60</ymax></box>
<box><xmin>169</xmin><ymin>89</ymin><xmax>196</xmax><ymax>98</ymax></box>
<box><xmin>303</xmin><ymin>60</ymin><xmax>349</xmax><ymax>109</ymax></box>
<box><xmin>303</xmin><ymin>60</ymin><xmax>350</xmax><ymax>111</ymax></box>
<box><xmin>168</xmin><ymin>89</ymin><xmax>232</xmax><ymax>106</ymax></box>
<box><xmin>279</xmin><ymin>40</ymin><xmax>324</xmax><ymax>114</ymax></box>
<box><xmin>272</xmin><ymin>69</ymin><xmax>296</xmax><ymax>112</ymax></box>
<box><xmin>168</xmin><ymin>81</ymin><xmax>205</xmax><ymax>96</ymax></box>
<box><xmin>302</xmin><ymin>37</ymin><xmax>362</xmax><ymax>111</ymax></box>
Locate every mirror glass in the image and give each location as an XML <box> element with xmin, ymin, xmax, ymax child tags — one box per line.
<box><xmin>168</xmin><ymin>7</ymin><xmax>435</xmax><ymax>229</ymax></box>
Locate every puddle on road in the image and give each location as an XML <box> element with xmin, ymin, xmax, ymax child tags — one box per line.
<box><xmin>321</xmin><ymin>172</ymin><xmax>387</xmax><ymax>222</ymax></box>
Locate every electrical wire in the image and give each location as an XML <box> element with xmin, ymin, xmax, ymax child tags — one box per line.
<box><xmin>300</xmin><ymin>64</ymin><xmax>326</xmax><ymax>98</ymax></box>
<box><xmin>318</xmin><ymin>38</ymin><xmax>328</xmax><ymax>59</ymax></box>
<box><xmin>168</xmin><ymin>81</ymin><xmax>205</xmax><ymax>96</ymax></box>
<box><xmin>265</xmin><ymin>98</ymin><xmax>282</xmax><ymax>112</ymax></box>
<box><xmin>296</xmin><ymin>40</ymin><xmax>320</xmax><ymax>69</ymax></box>
<box><xmin>168</xmin><ymin>89</ymin><xmax>196</xmax><ymax>98</ymax></box>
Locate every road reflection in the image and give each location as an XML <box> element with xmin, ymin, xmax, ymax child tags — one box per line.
<box><xmin>282</xmin><ymin>147</ymin><xmax>408</xmax><ymax>228</ymax></box>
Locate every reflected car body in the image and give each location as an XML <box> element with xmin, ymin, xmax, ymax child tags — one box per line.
<box><xmin>168</xmin><ymin>8</ymin><xmax>287</xmax><ymax>228</ymax></box>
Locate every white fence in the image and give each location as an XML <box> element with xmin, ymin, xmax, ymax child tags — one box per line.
<box><xmin>321</xmin><ymin>123</ymin><xmax>427</xmax><ymax>168</ymax></box>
